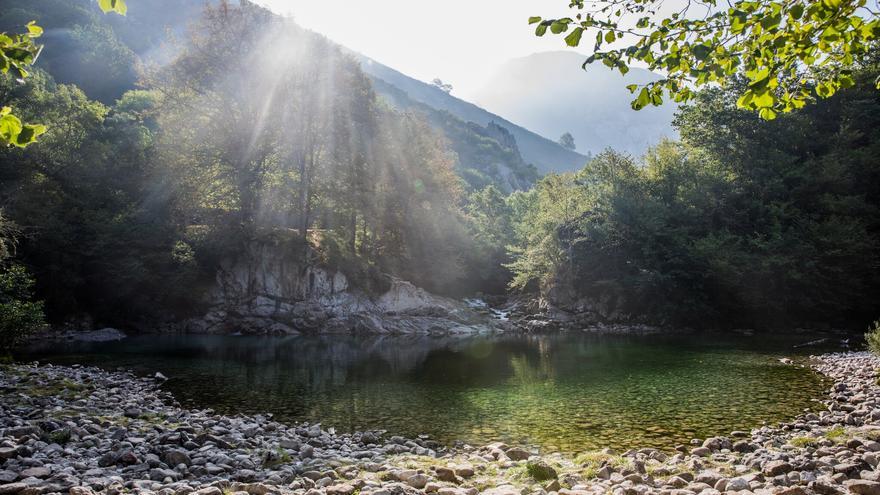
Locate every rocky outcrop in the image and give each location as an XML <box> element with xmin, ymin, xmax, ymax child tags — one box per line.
<box><xmin>180</xmin><ymin>243</ymin><xmax>505</xmax><ymax>336</ymax></box>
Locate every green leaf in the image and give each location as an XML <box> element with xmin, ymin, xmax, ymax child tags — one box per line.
<box><xmin>691</xmin><ymin>43</ymin><xmax>711</xmax><ymax>61</ymax></box>
<box><xmin>13</xmin><ymin>124</ymin><xmax>46</xmax><ymax>147</ymax></box>
<box><xmin>550</xmin><ymin>21</ymin><xmax>568</xmax><ymax>34</ymax></box>
<box><xmin>528</xmin><ymin>16</ymin><xmax>542</xmax><ymax>25</ymax></box>
<box><xmin>97</xmin><ymin>0</ymin><xmax>127</xmax><ymax>15</ymax></box>
<box><xmin>25</xmin><ymin>21</ymin><xmax>43</xmax><ymax>37</ymax></box>
<box><xmin>758</xmin><ymin>107</ymin><xmax>777</xmax><ymax>120</ymax></box>
<box><xmin>536</xmin><ymin>23</ymin><xmax>548</xmax><ymax>36</ymax></box>
<box><xmin>564</xmin><ymin>28</ymin><xmax>584</xmax><ymax>47</ymax></box>
<box><xmin>752</xmin><ymin>90</ymin><xmax>775</xmax><ymax>108</ymax></box>
<box><xmin>632</xmin><ymin>87</ymin><xmax>651</xmax><ymax>110</ymax></box>
<box><xmin>0</xmin><ymin>112</ymin><xmax>23</xmax><ymax>144</ymax></box>
<box><xmin>604</xmin><ymin>31</ymin><xmax>616</xmax><ymax>43</ymax></box>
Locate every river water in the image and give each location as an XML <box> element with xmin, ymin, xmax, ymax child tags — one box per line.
<box><xmin>19</xmin><ymin>331</ymin><xmax>844</xmax><ymax>453</ymax></box>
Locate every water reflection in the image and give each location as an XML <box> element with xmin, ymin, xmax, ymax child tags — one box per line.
<box><xmin>21</xmin><ymin>332</ymin><xmax>837</xmax><ymax>453</ymax></box>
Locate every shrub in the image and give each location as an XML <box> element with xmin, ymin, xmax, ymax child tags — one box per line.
<box><xmin>866</xmin><ymin>320</ymin><xmax>880</xmax><ymax>356</ymax></box>
<box><xmin>0</xmin><ymin>264</ymin><xmax>46</xmax><ymax>353</ymax></box>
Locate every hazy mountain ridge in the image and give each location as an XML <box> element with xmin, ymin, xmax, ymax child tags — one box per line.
<box><xmin>369</xmin><ymin>76</ymin><xmax>538</xmax><ymax>192</ymax></box>
<box><xmin>1</xmin><ymin>0</ymin><xmax>583</xmax><ymax>186</ymax></box>
<box><xmin>355</xmin><ymin>55</ymin><xmax>591</xmax><ymax>175</ymax></box>
<box><xmin>472</xmin><ymin>51</ymin><xmax>677</xmax><ymax>157</ymax></box>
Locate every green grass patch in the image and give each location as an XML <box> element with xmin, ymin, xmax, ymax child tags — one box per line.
<box><xmin>574</xmin><ymin>450</ymin><xmax>630</xmax><ymax>479</ymax></box>
<box><xmin>825</xmin><ymin>426</ymin><xmax>848</xmax><ymax>443</ymax></box>
<box><xmin>789</xmin><ymin>436</ymin><xmax>819</xmax><ymax>448</ymax></box>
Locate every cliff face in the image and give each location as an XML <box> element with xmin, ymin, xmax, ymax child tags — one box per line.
<box><xmin>182</xmin><ymin>243</ymin><xmax>503</xmax><ymax>335</ymax></box>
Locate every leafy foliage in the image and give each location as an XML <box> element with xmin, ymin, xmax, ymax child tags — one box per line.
<box><xmin>505</xmin><ymin>65</ymin><xmax>880</xmax><ymax>328</ymax></box>
<box><xmin>533</xmin><ymin>0</ymin><xmax>880</xmax><ymax>119</ymax></box>
<box><xmin>96</xmin><ymin>0</ymin><xmax>127</xmax><ymax>15</ymax></box>
<box><xmin>0</xmin><ymin>0</ymin><xmax>127</xmax><ymax>148</ymax></box>
<box><xmin>0</xmin><ymin>213</ymin><xmax>44</xmax><ymax>352</ymax></box>
<box><xmin>866</xmin><ymin>320</ymin><xmax>880</xmax><ymax>356</ymax></box>
<box><xmin>0</xmin><ymin>263</ymin><xmax>45</xmax><ymax>352</ymax></box>
<box><xmin>0</xmin><ymin>21</ymin><xmax>45</xmax><ymax>147</ymax></box>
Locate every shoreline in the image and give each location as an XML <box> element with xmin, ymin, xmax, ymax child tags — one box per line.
<box><xmin>1</xmin><ymin>352</ymin><xmax>879</xmax><ymax>495</ymax></box>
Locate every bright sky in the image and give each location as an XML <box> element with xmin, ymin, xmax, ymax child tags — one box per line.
<box><xmin>255</xmin><ymin>0</ymin><xmax>586</xmax><ymax>100</ymax></box>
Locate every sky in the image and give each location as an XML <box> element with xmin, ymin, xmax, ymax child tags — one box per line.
<box><xmin>254</xmin><ymin>0</ymin><xmax>586</xmax><ymax>101</ymax></box>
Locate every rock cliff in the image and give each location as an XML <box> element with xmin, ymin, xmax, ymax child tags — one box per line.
<box><xmin>181</xmin><ymin>243</ymin><xmax>503</xmax><ymax>335</ymax></box>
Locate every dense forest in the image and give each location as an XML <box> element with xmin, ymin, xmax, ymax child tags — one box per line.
<box><xmin>0</xmin><ymin>0</ymin><xmax>878</xmax><ymax>342</ymax></box>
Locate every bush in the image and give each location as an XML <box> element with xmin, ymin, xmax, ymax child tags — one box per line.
<box><xmin>0</xmin><ymin>264</ymin><xmax>46</xmax><ymax>353</ymax></box>
<box><xmin>866</xmin><ymin>320</ymin><xmax>880</xmax><ymax>357</ymax></box>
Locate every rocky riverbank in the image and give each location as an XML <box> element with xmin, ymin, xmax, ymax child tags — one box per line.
<box><xmin>2</xmin><ymin>352</ymin><xmax>880</xmax><ymax>495</ymax></box>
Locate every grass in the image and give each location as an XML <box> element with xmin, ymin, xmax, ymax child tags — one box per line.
<box><xmin>525</xmin><ymin>461</ymin><xmax>558</xmax><ymax>482</ymax></box>
<box><xmin>825</xmin><ymin>426</ymin><xmax>848</xmax><ymax>443</ymax></box>
<box><xmin>789</xmin><ymin>436</ymin><xmax>819</xmax><ymax>448</ymax></box>
<box><xmin>574</xmin><ymin>450</ymin><xmax>631</xmax><ymax>479</ymax></box>
<box><xmin>43</xmin><ymin>428</ymin><xmax>71</xmax><ymax>445</ymax></box>
<box><xmin>865</xmin><ymin>320</ymin><xmax>880</xmax><ymax>356</ymax></box>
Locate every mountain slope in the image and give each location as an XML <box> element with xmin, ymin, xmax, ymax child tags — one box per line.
<box><xmin>356</xmin><ymin>55</ymin><xmax>591</xmax><ymax>175</ymax></box>
<box><xmin>472</xmin><ymin>51</ymin><xmax>677</xmax><ymax>157</ymax></box>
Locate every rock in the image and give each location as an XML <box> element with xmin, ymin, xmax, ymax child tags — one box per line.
<box><xmin>696</xmin><ymin>471</ymin><xmax>722</xmax><ymax>485</ymax></box>
<box><xmin>480</xmin><ymin>486</ymin><xmax>520</xmax><ymax>495</ymax></box>
<box><xmin>69</xmin><ymin>487</ymin><xmax>96</xmax><ymax>495</ymax></box>
<box><xmin>454</xmin><ymin>467</ymin><xmax>475</xmax><ymax>479</ymax></box>
<box><xmin>690</xmin><ymin>447</ymin><xmax>711</xmax><ymax>457</ymax></box>
<box><xmin>406</xmin><ymin>474</ymin><xmax>429</xmax><ymax>489</ymax></box>
<box><xmin>726</xmin><ymin>477</ymin><xmax>749</xmax><ymax>491</ymax></box>
<box><xmin>193</xmin><ymin>488</ymin><xmax>223</xmax><ymax>495</ymax></box>
<box><xmin>0</xmin><ymin>483</ymin><xmax>27</xmax><ymax>495</ymax></box>
<box><xmin>764</xmin><ymin>460</ymin><xmax>793</xmax><ymax>477</ymax></box>
<box><xmin>19</xmin><ymin>467</ymin><xmax>50</xmax><ymax>479</ymax></box>
<box><xmin>326</xmin><ymin>484</ymin><xmax>356</xmax><ymax>495</ymax></box>
<box><xmin>846</xmin><ymin>480</ymin><xmax>880</xmax><ymax>495</ymax></box>
<box><xmin>505</xmin><ymin>448</ymin><xmax>530</xmax><ymax>461</ymax></box>
<box><xmin>164</xmin><ymin>450</ymin><xmax>192</xmax><ymax>467</ymax></box>
<box><xmin>733</xmin><ymin>440</ymin><xmax>755</xmax><ymax>453</ymax></box>
<box><xmin>435</xmin><ymin>468</ymin><xmax>458</xmax><ymax>483</ymax></box>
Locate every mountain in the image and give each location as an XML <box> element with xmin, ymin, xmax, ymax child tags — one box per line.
<box><xmin>471</xmin><ymin>51</ymin><xmax>677</xmax><ymax>157</ymax></box>
<box><xmin>355</xmin><ymin>55</ymin><xmax>591</xmax><ymax>176</ymax></box>
<box><xmin>1</xmin><ymin>0</ymin><xmax>587</xmax><ymax>187</ymax></box>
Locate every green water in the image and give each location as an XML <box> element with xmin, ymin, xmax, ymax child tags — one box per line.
<box><xmin>19</xmin><ymin>332</ymin><xmax>839</xmax><ymax>454</ymax></box>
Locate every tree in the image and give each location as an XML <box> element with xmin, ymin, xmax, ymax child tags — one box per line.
<box><xmin>531</xmin><ymin>0</ymin><xmax>880</xmax><ymax>119</ymax></box>
<box><xmin>432</xmin><ymin>78</ymin><xmax>453</xmax><ymax>94</ymax></box>
<box><xmin>0</xmin><ymin>213</ymin><xmax>44</xmax><ymax>352</ymax></box>
<box><xmin>558</xmin><ymin>132</ymin><xmax>576</xmax><ymax>150</ymax></box>
<box><xmin>1</xmin><ymin>0</ymin><xmax>126</xmax><ymax>147</ymax></box>
<box><xmin>505</xmin><ymin>63</ymin><xmax>880</xmax><ymax>328</ymax></box>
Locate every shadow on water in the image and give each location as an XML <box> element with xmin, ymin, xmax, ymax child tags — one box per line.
<box><xmin>19</xmin><ymin>331</ymin><xmax>846</xmax><ymax>453</ymax></box>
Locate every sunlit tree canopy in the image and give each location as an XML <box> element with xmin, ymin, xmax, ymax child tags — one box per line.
<box><xmin>532</xmin><ymin>0</ymin><xmax>880</xmax><ymax>119</ymax></box>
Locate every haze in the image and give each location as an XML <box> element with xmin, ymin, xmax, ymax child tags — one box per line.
<box><xmin>255</xmin><ymin>0</ymin><xmax>581</xmax><ymax>99</ymax></box>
